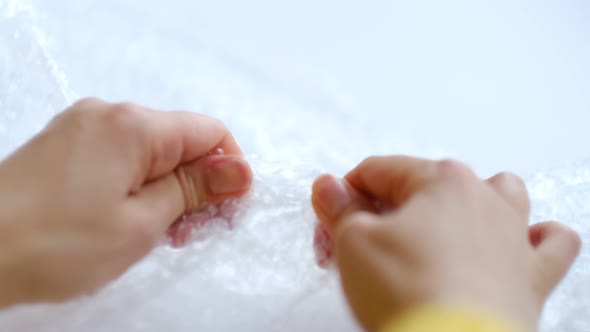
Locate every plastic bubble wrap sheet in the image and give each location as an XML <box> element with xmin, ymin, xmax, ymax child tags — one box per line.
<box><xmin>0</xmin><ymin>159</ymin><xmax>586</xmax><ymax>331</ymax></box>
<box><xmin>1</xmin><ymin>0</ymin><xmax>589</xmax><ymax>330</ymax></box>
<box><xmin>0</xmin><ymin>159</ymin><xmax>358</xmax><ymax>332</ymax></box>
<box><xmin>0</xmin><ymin>0</ymin><xmax>72</xmax><ymax>158</ymax></box>
<box><xmin>531</xmin><ymin>164</ymin><xmax>590</xmax><ymax>331</ymax></box>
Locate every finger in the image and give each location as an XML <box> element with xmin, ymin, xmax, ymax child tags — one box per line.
<box><xmin>312</xmin><ymin>174</ymin><xmax>376</xmax><ymax>235</ymax></box>
<box><xmin>125</xmin><ymin>154</ymin><xmax>252</xmax><ymax>234</ymax></box>
<box><xmin>486</xmin><ymin>172</ymin><xmax>530</xmax><ymax>220</ymax></box>
<box><xmin>529</xmin><ymin>221</ymin><xmax>581</xmax><ymax>298</ymax></box>
<box><xmin>344</xmin><ymin>156</ymin><xmax>474</xmax><ymax>207</ymax></box>
<box><xmin>142</xmin><ymin>110</ymin><xmax>243</xmax><ymax>181</ymax></box>
<box><xmin>66</xmin><ymin>100</ymin><xmax>244</xmax><ymax>186</ymax></box>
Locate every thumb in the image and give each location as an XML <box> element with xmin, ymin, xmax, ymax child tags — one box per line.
<box><xmin>311</xmin><ymin>174</ymin><xmax>376</xmax><ymax>266</ymax></box>
<box><xmin>126</xmin><ymin>154</ymin><xmax>252</xmax><ymax>236</ymax></box>
<box><xmin>529</xmin><ymin>221</ymin><xmax>582</xmax><ymax>299</ymax></box>
<box><xmin>312</xmin><ymin>174</ymin><xmax>375</xmax><ymax>235</ymax></box>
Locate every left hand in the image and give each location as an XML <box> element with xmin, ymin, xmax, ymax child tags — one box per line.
<box><xmin>0</xmin><ymin>98</ymin><xmax>253</xmax><ymax>307</ymax></box>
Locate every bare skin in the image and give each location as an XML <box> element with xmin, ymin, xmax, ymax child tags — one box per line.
<box><xmin>0</xmin><ymin>98</ymin><xmax>253</xmax><ymax>307</ymax></box>
<box><xmin>0</xmin><ymin>98</ymin><xmax>581</xmax><ymax>332</ymax></box>
<box><xmin>312</xmin><ymin>156</ymin><xmax>581</xmax><ymax>332</ymax></box>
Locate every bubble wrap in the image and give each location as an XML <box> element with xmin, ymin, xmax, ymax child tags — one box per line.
<box><xmin>0</xmin><ymin>159</ymin><xmax>358</xmax><ymax>332</ymax></box>
<box><xmin>0</xmin><ymin>0</ymin><xmax>72</xmax><ymax>159</ymax></box>
<box><xmin>0</xmin><ymin>159</ymin><xmax>587</xmax><ymax>331</ymax></box>
<box><xmin>530</xmin><ymin>163</ymin><xmax>590</xmax><ymax>331</ymax></box>
<box><xmin>1</xmin><ymin>0</ymin><xmax>589</xmax><ymax>330</ymax></box>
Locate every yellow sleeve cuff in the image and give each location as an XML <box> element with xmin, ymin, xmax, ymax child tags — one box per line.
<box><xmin>379</xmin><ymin>305</ymin><xmax>523</xmax><ymax>332</ymax></box>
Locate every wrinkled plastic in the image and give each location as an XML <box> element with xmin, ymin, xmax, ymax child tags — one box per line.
<box><xmin>0</xmin><ymin>1</ymin><xmax>71</xmax><ymax>158</ymax></box>
<box><xmin>530</xmin><ymin>163</ymin><xmax>590</xmax><ymax>332</ymax></box>
<box><xmin>0</xmin><ymin>158</ymin><xmax>358</xmax><ymax>332</ymax></box>
<box><xmin>1</xmin><ymin>1</ymin><xmax>589</xmax><ymax>331</ymax></box>
<box><xmin>0</xmin><ymin>159</ymin><xmax>587</xmax><ymax>331</ymax></box>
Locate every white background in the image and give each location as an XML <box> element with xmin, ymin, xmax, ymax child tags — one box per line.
<box><xmin>17</xmin><ymin>0</ymin><xmax>590</xmax><ymax>177</ymax></box>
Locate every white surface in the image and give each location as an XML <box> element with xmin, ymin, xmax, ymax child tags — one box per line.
<box><xmin>0</xmin><ymin>0</ymin><xmax>589</xmax><ymax>331</ymax></box>
<box><xmin>10</xmin><ymin>0</ymin><xmax>590</xmax><ymax>176</ymax></box>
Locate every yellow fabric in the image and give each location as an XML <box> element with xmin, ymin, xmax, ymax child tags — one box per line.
<box><xmin>379</xmin><ymin>306</ymin><xmax>523</xmax><ymax>332</ymax></box>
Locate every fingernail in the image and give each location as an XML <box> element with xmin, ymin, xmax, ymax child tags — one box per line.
<box><xmin>313</xmin><ymin>175</ymin><xmax>353</xmax><ymax>218</ymax></box>
<box><xmin>206</xmin><ymin>157</ymin><xmax>251</xmax><ymax>195</ymax></box>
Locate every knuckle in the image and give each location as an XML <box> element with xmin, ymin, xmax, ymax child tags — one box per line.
<box><xmin>50</xmin><ymin>105</ymin><xmax>90</xmax><ymax>128</ymax></box>
<box><xmin>72</xmin><ymin>97</ymin><xmax>104</xmax><ymax>108</ymax></box>
<box><xmin>357</xmin><ymin>155</ymin><xmax>387</xmax><ymax>171</ymax></box>
<box><xmin>493</xmin><ymin>172</ymin><xmax>526</xmax><ymax>190</ymax></box>
<box><xmin>557</xmin><ymin>223</ymin><xmax>582</xmax><ymax>254</ymax></box>
<box><xmin>49</xmin><ymin>108</ymin><xmax>75</xmax><ymax>125</ymax></box>
<box><xmin>361</xmin><ymin>155</ymin><xmax>384</xmax><ymax>166</ymax></box>
<box><xmin>435</xmin><ymin>158</ymin><xmax>474</xmax><ymax>181</ymax></box>
<box><xmin>50</xmin><ymin>97</ymin><xmax>106</xmax><ymax>127</ymax></box>
<box><xmin>207</xmin><ymin>115</ymin><xmax>225</xmax><ymax>131</ymax></box>
<box><xmin>101</xmin><ymin>102</ymin><xmax>146</xmax><ymax>133</ymax></box>
<box><xmin>489</xmin><ymin>172</ymin><xmax>531</xmax><ymax>212</ymax></box>
<box><xmin>110</xmin><ymin>102</ymin><xmax>142</xmax><ymax>120</ymax></box>
<box><xmin>114</xmin><ymin>101</ymin><xmax>143</xmax><ymax>114</ymax></box>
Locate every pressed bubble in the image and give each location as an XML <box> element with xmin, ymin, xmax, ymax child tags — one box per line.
<box><xmin>1</xmin><ymin>3</ymin><xmax>588</xmax><ymax>330</ymax></box>
<box><xmin>528</xmin><ymin>162</ymin><xmax>590</xmax><ymax>331</ymax></box>
<box><xmin>0</xmin><ymin>158</ymin><xmax>588</xmax><ymax>331</ymax></box>
<box><xmin>0</xmin><ymin>2</ymin><xmax>71</xmax><ymax>160</ymax></box>
<box><xmin>0</xmin><ymin>157</ymin><xmax>357</xmax><ymax>332</ymax></box>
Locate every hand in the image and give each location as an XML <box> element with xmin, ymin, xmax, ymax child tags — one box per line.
<box><xmin>312</xmin><ymin>156</ymin><xmax>581</xmax><ymax>331</ymax></box>
<box><xmin>0</xmin><ymin>98</ymin><xmax>252</xmax><ymax>307</ymax></box>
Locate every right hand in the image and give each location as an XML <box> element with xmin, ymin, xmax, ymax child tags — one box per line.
<box><xmin>312</xmin><ymin>156</ymin><xmax>581</xmax><ymax>331</ymax></box>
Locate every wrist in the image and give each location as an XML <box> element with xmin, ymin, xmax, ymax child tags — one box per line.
<box><xmin>379</xmin><ymin>304</ymin><xmax>527</xmax><ymax>332</ymax></box>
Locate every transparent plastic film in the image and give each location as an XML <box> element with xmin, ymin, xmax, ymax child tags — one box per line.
<box><xmin>0</xmin><ymin>159</ymin><xmax>587</xmax><ymax>331</ymax></box>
